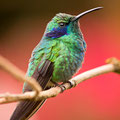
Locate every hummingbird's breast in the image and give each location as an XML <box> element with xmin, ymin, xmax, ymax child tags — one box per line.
<box><xmin>51</xmin><ymin>39</ymin><xmax>86</xmax><ymax>83</ymax></box>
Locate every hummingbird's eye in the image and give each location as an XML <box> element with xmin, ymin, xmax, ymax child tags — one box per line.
<box><xmin>59</xmin><ymin>22</ymin><xmax>66</xmax><ymax>27</ymax></box>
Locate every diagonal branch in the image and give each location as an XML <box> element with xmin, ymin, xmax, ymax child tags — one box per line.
<box><xmin>0</xmin><ymin>56</ymin><xmax>120</xmax><ymax>104</ymax></box>
<box><xmin>0</xmin><ymin>55</ymin><xmax>42</xmax><ymax>94</ymax></box>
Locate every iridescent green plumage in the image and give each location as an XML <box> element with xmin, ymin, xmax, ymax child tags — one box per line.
<box><xmin>10</xmin><ymin>7</ymin><xmax>102</xmax><ymax>120</ymax></box>
<box><xmin>27</xmin><ymin>13</ymin><xmax>86</xmax><ymax>83</ymax></box>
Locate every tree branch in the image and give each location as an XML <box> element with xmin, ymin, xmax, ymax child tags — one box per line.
<box><xmin>0</xmin><ymin>55</ymin><xmax>42</xmax><ymax>94</ymax></box>
<box><xmin>0</xmin><ymin>56</ymin><xmax>120</xmax><ymax>104</ymax></box>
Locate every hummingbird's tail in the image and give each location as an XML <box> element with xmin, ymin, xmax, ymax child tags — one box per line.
<box><xmin>10</xmin><ymin>99</ymin><xmax>46</xmax><ymax>120</ymax></box>
<box><xmin>10</xmin><ymin>60</ymin><xmax>54</xmax><ymax>120</ymax></box>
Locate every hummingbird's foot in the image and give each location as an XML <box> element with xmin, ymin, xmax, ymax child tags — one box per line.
<box><xmin>55</xmin><ymin>83</ymin><xmax>66</xmax><ymax>93</ymax></box>
<box><xmin>51</xmin><ymin>81</ymin><xmax>66</xmax><ymax>93</ymax></box>
<box><xmin>58</xmin><ymin>85</ymin><xmax>66</xmax><ymax>93</ymax></box>
<box><xmin>66</xmin><ymin>80</ymin><xmax>76</xmax><ymax>88</ymax></box>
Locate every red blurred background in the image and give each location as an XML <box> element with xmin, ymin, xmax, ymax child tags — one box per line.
<box><xmin>0</xmin><ymin>0</ymin><xmax>120</xmax><ymax>120</ymax></box>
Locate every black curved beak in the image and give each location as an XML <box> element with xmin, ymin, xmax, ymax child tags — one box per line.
<box><xmin>71</xmin><ymin>7</ymin><xmax>103</xmax><ymax>22</ymax></box>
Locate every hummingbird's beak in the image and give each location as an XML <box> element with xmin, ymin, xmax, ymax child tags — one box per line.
<box><xmin>71</xmin><ymin>7</ymin><xmax>103</xmax><ymax>22</ymax></box>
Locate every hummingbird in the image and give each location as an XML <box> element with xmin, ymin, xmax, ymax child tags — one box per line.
<box><xmin>10</xmin><ymin>7</ymin><xmax>102</xmax><ymax>120</ymax></box>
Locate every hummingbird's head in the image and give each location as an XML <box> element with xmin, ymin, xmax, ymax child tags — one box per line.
<box><xmin>45</xmin><ymin>7</ymin><xmax>103</xmax><ymax>39</ymax></box>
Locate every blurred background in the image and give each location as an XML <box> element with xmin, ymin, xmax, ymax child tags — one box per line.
<box><xmin>0</xmin><ymin>0</ymin><xmax>120</xmax><ymax>120</ymax></box>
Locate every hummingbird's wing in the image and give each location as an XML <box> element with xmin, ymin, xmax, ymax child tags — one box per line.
<box><xmin>10</xmin><ymin>60</ymin><xmax>54</xmax><ymax>120</ymax></box>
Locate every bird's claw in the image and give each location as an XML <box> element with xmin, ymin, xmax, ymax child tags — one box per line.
<box><xmin>59</xmin><ymin>85</ymin><xmax>66</xmax><ymax>93</ymax></box>
<box><xmin>51</xmin><ymin>81</ymin><xmax>66</xmax><ymax>93</ymax></box>
<box><xmin>66</xmin><ymin>80</ymin><xmax>76</xmax><ymax>88</ymax></box>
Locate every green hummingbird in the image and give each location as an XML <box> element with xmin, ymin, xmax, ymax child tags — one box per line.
<box><xmin>10</xmin><ymin>7</ymin><xmax>102</xmax><ymax>120</ymax></box>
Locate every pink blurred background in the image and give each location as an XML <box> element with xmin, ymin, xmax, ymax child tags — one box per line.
<box><xmin>0</xmin><ymin>0</ymin><xmax>120</xmax><ymax>120</ymax></box>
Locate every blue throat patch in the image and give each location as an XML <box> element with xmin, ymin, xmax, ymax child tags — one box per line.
<box><xmin>45</xmin><ymin>27</ymin><xmax>68</xmax><ymax>38</ymax></box>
